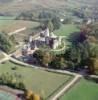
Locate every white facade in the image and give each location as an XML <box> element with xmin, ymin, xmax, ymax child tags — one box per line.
<box><xmin>29</xmin><ymin>36</ymin><xmax>33</xmax><ymax>42</ymax></box>
<box><xmin>52</xmin><ymin>39</ymin><xmax>59</xmax><ymax>49</ymax></box>
<box><xmin>24</xmin><ymin>27</ymin><xmax>62</xmax><ymax>51</ymax></box>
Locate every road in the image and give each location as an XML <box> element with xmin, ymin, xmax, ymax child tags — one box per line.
<box><xmin>0</xmin><ymin>51</ymin><xmax>10</xmax><ymax>63</ymax></box>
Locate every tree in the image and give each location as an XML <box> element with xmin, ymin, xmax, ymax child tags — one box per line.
<box><xmin>0</xmin><ymin>33</ymin><xmax>13</xmax><ymax>53</ymax></box>
<box><xmin>47</xmin><ymin>20</ymin><xmax>54</xmax><ymax>32</ymax></box>
<box><xmin>33</xmin><ymin>94</ymin><xmax>41</xmax><ymax>100</ymax></box>
<box><xmin>42</xmin><ymin>52</ymin><xmax>52</xmax><ymax>67</ymax></box>
<box><xmin>89</xmin><ymin>23</ymin><xmax>98</xmax><ymax>39</ymax></box>
<box><xmin>86</xmin><ymin>58</ymin><xmax>95</xmax><ymax>74</ymax></box>
<box><xmin>24</xmin><ymin>90</ymin><xmax>34</xmax><ymax>100</ymax></box>
<box><xmin>38</xmin><ymin>11</ymin><xmax>52</xmax><ymax>20</ymax></box>
<box><xmin>64</xmin><ymin>45</ymin><xmax>81</xmax><ymax>70</ymax></box>
<box><xmin>33</xmin><ymin>50</ymin><xmax>44</xmax><ymax>64</ymax></box>
<box><xmin>24</xmin><ymin>90</ymin><xmax>41</xmax><ymax>100</ymax></box>
<box><xmin>49</xmin><ymin>56</ymin><xmax>67</xmax><ymax>69</ymax></box>
<box><xmin>65</xmin><ymin>29</ymin><xmax>98</xmax><ymax>73</ymax></box>
<box><xmin>9</xmin><ymin>35</ymin><xmax>16</xmax><ymax>44</ymax></box>
<box><xmin>17</xmin><ymin>82</ymin><xmax>26</xmax><ymax>90</ymax></box>
<box><xmin>16</xmin><ymin>12</ymin><xmax>33</xmax><ymax>20</ymax></box>
<box><xmin>52</xmin><ymin>16</ymin><xmax>61</xmax><ymax>30</ymax></box>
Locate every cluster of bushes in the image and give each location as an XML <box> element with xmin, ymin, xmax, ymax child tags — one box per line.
<box><xmin>33</xmin><ymin>50</ymin><xmax>67</xmax><ymax>69</ymax></box>
<box><xmin>16</xmin><ymin>12</ymin><xmax>33</xmax><ymax>21</ymax></box>
<box><xmin>24</xmin><ymin>90</ymin><xmax>42</xmax><ymax>100</ymax></box>
<box><xmin>0</xmin><ymin>33</ymin><xmax>16</xmax><ymax>53</ymax></box>
<box><xmin>16</xmin><ymin>11</ymin><xmax>61</xmax><ymax>31</ymax></box>
<box><xmin>0</xmin><ymin>33</ymin><xmax>12</xmax><ymax>53</ymax></box>
<box><xmin>43</xmin><ymin>16</ymin><xmax>61</xmax><ymax>32</ymax></box>
<box><xmin>0</xmin><ymin>72</ymin><xmax>25</xmax><ymax>90</ymax></box>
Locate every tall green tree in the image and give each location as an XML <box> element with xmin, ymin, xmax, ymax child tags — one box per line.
<box><xmin>52</xmin><ymin>16</ymin><xmax>61</xmax><ymax>30</ymax></box>
<box><xmin>0</xmin><ymin>33</ymin><xmax>13</xmax><ymax>53</ymax></box>
<box><xmin>47</xmin><ymin>20</ymin><xmax>54</xmax><ymax>32</ymax></box>
<box><xmin>42</xmin><ymin>52</ymin><xmax>52</xmax><ymax>67</ymax></box>
<box><xmin>49</xmin><ymin>56</ymin><xmax>67</xmax><ymax>69</ymax></box>
<box><xmin>33</xmin><ymin>50</ymin><xmax>44</xmax><ymax>64</ymax></box>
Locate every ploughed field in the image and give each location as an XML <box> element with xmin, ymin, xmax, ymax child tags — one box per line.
<box><xmin>0</xmin><ymin>61</ymin><xmax>72</xmax><ymax>99</ymax></box>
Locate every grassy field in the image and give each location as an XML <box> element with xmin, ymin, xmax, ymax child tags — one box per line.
<box><xmin>54</xmin><ymin>24</ymin><xmax>79</xmax><ymax>37</ymax></box>
<box><xmin>0</xmin><ymin>16</ymin><xmax>39</xmax><ymax>33</ymax></box>
<box><xmin>0</xmin><ymin>61</ymin><xmax>72</xmax><ymax>99</ymax></box>
<box><xmin>60</xmin><ymin>78</ymin><xmax>98</xmax><ymax>100</ymax></box>
<box><xmin>0</xmin><ymin>16</ymin><xmax>15</xmax><ymax>20</ymax></box>
<box><xmin>0</xmin><ymin>19</ymin><xmax>39</xmax><ymax>33</ymax></box>
<box><xmin>0</xmin><ymin>0</ymin><xmax>68</xmax><ymax>14</ymax></box>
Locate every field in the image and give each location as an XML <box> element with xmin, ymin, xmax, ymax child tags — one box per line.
<box><xmin>54</xmin><ymin>24</ymin><xmax>79</xmax><ymax>37</ymax></box>
<box><xmin>0</xmin><ymin>0</ymin><xmax>95</xmax><ymax>16</ymax></box>
<box><xmin>0</xmin><ymin>16</ymin><xmax>15</xmax><ymax>20</ymax></box>
<box><xmin>60</xmin><ymin>78</ymin><xmax>98</xmax><ymax>100</ymax></box>
<box><xmin>0</xmin><ymin>61</ymin><xmax>72</xmax><ymax>99</ymax></box>
<box><xmin>0</xmin><ymin>18</ymin><xmax>39</xmax><ymax>33</ymax></box>
<box><xmin>0</xmin><ymin>0</ymin><xmax>67</xmax><ymax>14</ymax></box>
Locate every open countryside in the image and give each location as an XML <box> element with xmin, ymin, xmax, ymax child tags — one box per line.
<box><xmin>0</xmin><ymin>0</ymin><xmax>98</xmax><ymax>100</ymax></box>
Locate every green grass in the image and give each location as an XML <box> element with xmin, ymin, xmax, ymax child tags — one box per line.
<box><xmin>60</xmin><ymin>78</ymin><xmax>98</xmax><ymax>100</ymax></box>
<box><xmin>54</xmin><ymin>24</ymin><xmax>79</xmax><ymax>37</ymax></box>
<box><xmin>0</xmin><ymin>61</ymin><xmax>72</xmax><ymax>99</ymax></box>
<box><xmin>0</xmin><ymin>16</ymin><xmax>39</xmax><ymax>33</ymax></box>
<box><xmin>0</xmin><ymin>16</ymin><xmax>15</xmax><ymax>20</ymax></box>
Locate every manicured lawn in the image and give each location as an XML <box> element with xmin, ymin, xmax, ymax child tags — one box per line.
<box><xmin>61</xmin><ymin>78</ymin><xmax>98</xmax><ymax>100</ymax></box>
<box><xmin>54</xmin><ymin>24</ymin><xmax>79</xmax><ymax>37</ymax></box>
<box><xmin>0</xmin><ymin>61</ymin><xmax>72</xmax><ymax>99</ymax></box>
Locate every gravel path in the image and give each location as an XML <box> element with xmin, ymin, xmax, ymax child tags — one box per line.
<box><xmin>8</xmin><ymin>27</ymin><xmax>26</xmax><ymax>36</ymax></box>
<box><xmin>51</xmin><ymin>75</ymin><xmax>82</xmax><ymax>100</ymax></box>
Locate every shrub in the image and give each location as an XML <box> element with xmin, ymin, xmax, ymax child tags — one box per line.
<box><xmin>0</xmin><ymin>73</ymin><xmax>26</xmax><ymax>90</ymax></box>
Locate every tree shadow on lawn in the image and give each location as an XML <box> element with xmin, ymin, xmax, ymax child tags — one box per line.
<box><xmin>84</xmin><ymin>75</ymin><xmax>98</xmax><ymax>84</ymax></box>
<box><xmin>67</xmin><ymin>31</ymin><xmax>87</xmax><ymax>45</ymax></box>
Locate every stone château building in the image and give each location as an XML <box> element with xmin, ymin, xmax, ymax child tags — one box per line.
<box><xmin>22</xmin><ymin>27</ymin><xmax>62</xmax><ymax>55</ymax></box>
